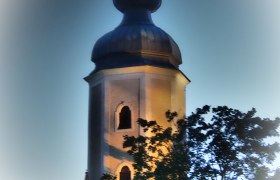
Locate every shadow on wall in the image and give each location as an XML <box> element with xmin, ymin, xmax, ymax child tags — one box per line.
<box><xmin>105</xmin><ymin>143</ymin><xmax>132</xmax><ymax>161</ymax></box>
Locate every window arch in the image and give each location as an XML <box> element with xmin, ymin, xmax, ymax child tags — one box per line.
<box><xmin>120</xmin><ymin>166</ymin><xmax>131</xmax><ymax>180</ymax></box>
<box><xmin>118</xmin><ymin>106</ymin><xmax>131</xmax><ymax>130</ymax></box>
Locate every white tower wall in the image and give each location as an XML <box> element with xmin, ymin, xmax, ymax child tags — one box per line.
<box><xmin>86</xmin><ymin>66</ymin><xmax>189</xmax><ymax>179</ymax></box>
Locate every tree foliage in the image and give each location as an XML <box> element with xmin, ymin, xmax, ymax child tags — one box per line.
<box><xmin>187</xmin><ymin>106</ymin><xmax>280</xmax><ymax>179</ymax></box>
<box><xmin>123</xmin><ymin>106</ymin><xmax>280</xmax><ymax>180</ymax></box>
<box><xmin>123</xmin><ymin>111</ymin><xmax>189</xmax><ymax>180</ymax></box>
<box><xmin>101</xmin><ymin>173</ymin><xmax>116</xmax><ymax>180</ymax></box>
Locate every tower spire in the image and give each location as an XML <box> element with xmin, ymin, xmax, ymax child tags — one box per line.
<box><xmin>113</xmin><ymin>0</ymin><xmax>161</xmax><ymax>13</ymax></box>
<box><xmin>114</xmin><ymin>0</ymin><xmax>161</xmax><ymax>25</ymax></box>
<box><xmin>85</xmin><ymin>1</ymin><xmax>190</xmax><ymax>179</ymax></box>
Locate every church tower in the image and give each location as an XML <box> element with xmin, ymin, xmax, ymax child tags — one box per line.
<box><xmin>84</xmin><ymin>0</ymin><xmax>190</xmax><ymax>179</ymax></box>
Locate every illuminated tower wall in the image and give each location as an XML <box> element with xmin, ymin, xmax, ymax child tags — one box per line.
<box><xmin>84</xmin><ymin>0</ymin><xmax>190</xmax><ymax>179</ymax></box>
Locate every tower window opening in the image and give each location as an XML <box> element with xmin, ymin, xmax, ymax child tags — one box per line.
<box><xmin>118</xmin><ymin>106</ymin><xmax>131</xmax><ymax>129</ymax></box>
<box><xmin>120</xmin><ymin>166</ymin><xmax>131</xmax><ymax>180</ymax></box>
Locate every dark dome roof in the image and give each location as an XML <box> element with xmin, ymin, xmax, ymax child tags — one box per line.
<box><xmin>113</xmin><ymin>0</ymin><xmax>161</xmax><ymax>13</ymax></box>
<box><xmin>91</xmin><ymin>0</ymin><xmax>182</xmax><ymax>71</ymax></box>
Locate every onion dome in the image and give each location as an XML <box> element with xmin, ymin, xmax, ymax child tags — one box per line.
<box><xmin>91</xmin><ymin>0</ymin><xmax>182</xmax><ymax>71</ymax></box>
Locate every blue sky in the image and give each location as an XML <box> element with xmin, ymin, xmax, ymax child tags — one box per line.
<box><xmin>0</xmin><ymin>0</ymin><xmax>279</xmax><ymax>179</ymax></box>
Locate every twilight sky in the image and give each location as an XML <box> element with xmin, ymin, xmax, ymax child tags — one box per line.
<box><xmin>0</xmin><ymin>0</ymin><xmax>280</xmax><ymax>179</ymax></box>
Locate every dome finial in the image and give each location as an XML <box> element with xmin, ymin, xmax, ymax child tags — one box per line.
<box><xmin>113</xmin><ymin>0</ymin><xmax>162</xmax><ymax>13</ymax></box>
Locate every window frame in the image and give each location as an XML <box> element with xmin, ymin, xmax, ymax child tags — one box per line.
<box><xmin>115</xmin><ymin>162</ymin><xmax>134</xmax><ymax>180</ymax></box>
<box><xmin>114</xmin><ymin>102</ymin><xmax>134</xmax><ymax>132</ymax></box>
<box><xmin>119</xmin><ymin>166</ymin><xmax>131</xmax><ymax>180</ymax></box>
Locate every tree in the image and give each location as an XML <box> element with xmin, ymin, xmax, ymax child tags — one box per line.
<box><xmin>187</xmin><ymin>106</ymin><xmax>280</xmax><ymax>179</ymax></box>
<box><xmin>123</xmin><ymin>105</ymin><xmax>280</xmax><ymax>180</ymax></box>
<box><xmin>101</xmin><ymin>173</ymin><xmax>116</xmax><ymax>180</ymax></box>
<box><xmin>123</xmin><ymin>111</ymin><xmax>190</xmax><ymax>180</ymax></box>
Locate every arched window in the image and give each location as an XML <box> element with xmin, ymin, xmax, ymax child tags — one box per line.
<box><xmin>120</xmin><ymin>166</ymin><xmax>131</xmax><ymax>180</ymax></box>
<box><xmin>118</xmin><ymin>106</ymin><xmax>131</xmax><ymax>129</ymax></box>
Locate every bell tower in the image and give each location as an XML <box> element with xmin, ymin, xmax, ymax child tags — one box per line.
<box><xmin>84</xmin><ymin>0</ymin><xmax>190</xmax><ymax>179</ymax></box>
